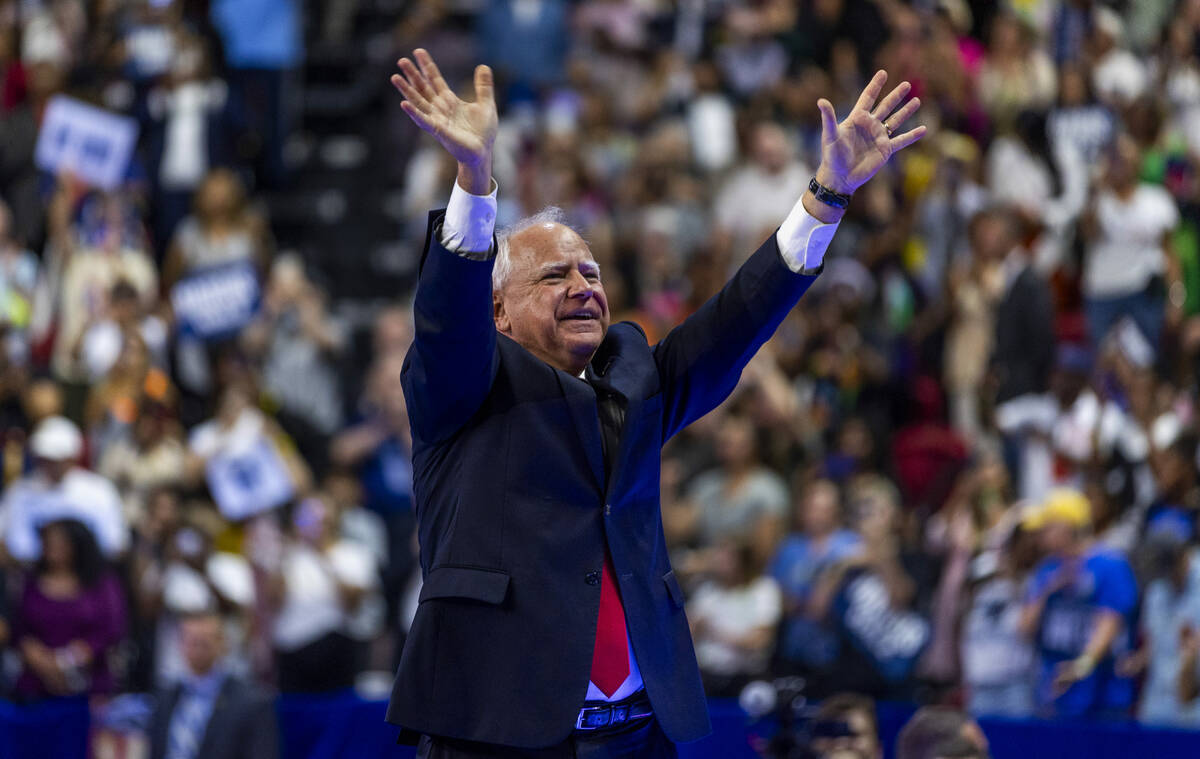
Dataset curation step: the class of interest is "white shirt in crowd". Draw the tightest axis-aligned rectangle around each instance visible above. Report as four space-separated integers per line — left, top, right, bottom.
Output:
273 539 380 652
1085 185 1179 299
687 576 782 676
436 176 837 702
0 467 129 561
961 576 1034 689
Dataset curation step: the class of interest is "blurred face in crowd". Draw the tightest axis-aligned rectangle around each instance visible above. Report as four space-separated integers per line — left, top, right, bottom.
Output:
373 305 413 357
801 480 841 537
750 122 792 174
195 170 243 222
853 489 897 544
180 614 225 677
493 222 610 375
715 416 756 469
968 211 1015 263
1105 135 1140 191
1039 520 1078 556
23 379 63 422
1154 443 1196 497
41 523 73 570
36 456 73 484
812 707 881 759
144 489 181 542
293 496 336 546
710 541 744 587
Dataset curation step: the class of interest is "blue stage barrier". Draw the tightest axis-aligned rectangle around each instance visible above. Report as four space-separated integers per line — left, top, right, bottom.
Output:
4 693 1200 758
0 696 90 759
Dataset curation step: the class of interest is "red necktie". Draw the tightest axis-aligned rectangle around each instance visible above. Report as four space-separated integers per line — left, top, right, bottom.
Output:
589 549 629 697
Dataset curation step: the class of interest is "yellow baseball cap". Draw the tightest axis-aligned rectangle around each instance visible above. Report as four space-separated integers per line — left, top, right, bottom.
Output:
1022 489 1092 530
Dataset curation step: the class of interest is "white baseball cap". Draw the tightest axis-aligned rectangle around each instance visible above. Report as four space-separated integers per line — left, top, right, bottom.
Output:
29 416 83 461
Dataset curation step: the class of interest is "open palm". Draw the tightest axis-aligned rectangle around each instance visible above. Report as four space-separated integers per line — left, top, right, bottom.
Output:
816 71 925 196
391 49 498 170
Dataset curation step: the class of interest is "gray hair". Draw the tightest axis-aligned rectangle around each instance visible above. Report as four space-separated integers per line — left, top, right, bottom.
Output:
493 206 578 291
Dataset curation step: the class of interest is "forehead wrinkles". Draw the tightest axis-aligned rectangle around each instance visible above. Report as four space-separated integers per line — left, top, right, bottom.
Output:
508 223 595 280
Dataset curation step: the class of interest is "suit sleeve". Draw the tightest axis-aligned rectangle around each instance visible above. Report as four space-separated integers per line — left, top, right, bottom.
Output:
653 233 817 439
401 212 500 446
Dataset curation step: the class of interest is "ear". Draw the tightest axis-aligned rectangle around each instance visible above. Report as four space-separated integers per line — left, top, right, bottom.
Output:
493 291 510 334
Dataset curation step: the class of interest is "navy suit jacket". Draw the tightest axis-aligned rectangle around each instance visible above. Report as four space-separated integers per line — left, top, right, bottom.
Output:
148 677 278 759
386 211 818 747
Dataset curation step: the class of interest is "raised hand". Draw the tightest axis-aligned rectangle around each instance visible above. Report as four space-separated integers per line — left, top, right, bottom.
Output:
391 48 498 193
814 71 925 196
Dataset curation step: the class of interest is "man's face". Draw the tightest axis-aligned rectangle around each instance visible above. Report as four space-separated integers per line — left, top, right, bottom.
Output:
180 616 225 676
494 223 610 375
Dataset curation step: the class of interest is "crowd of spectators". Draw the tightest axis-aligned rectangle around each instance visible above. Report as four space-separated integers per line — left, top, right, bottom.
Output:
3 0 1200 754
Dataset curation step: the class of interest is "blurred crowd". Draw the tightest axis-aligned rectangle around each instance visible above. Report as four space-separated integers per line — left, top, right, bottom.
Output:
2 0 1200 753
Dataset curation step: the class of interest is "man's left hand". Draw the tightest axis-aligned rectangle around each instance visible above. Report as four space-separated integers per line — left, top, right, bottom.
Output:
814 71 925 196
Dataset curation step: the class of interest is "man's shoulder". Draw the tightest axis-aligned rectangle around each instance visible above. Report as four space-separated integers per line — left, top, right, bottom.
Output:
606 319 648 343
221 676 275 710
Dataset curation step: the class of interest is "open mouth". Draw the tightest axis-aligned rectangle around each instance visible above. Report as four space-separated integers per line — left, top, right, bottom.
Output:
561 309 599 321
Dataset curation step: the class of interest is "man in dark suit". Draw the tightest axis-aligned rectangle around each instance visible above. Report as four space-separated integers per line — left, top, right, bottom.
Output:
385 48 925 757
148 612 278 759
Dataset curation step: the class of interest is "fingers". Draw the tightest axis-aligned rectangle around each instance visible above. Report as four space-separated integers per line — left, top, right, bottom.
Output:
399 99 436 133
414 48 449 95
390 71 432 114
474 64 495 106
884 96 921 131
817 98 838 142
871 80 911 121
397 57 436 103
889 125 927 152
853 70 887 114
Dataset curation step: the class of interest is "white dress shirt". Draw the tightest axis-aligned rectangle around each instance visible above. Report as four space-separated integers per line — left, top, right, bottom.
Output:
436 177 836 702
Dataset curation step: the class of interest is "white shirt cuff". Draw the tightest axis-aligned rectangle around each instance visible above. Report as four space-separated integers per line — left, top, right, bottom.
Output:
775 199 839 273
440 178 499 255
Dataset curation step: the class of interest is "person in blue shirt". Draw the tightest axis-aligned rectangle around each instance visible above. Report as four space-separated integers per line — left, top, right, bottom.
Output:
1020 489 1139 718
769 479 861 672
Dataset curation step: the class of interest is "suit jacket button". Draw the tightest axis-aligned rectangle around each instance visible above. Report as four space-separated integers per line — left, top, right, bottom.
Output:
585 570 601 585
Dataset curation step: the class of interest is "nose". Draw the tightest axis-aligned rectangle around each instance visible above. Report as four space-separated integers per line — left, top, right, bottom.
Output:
566 269 594 299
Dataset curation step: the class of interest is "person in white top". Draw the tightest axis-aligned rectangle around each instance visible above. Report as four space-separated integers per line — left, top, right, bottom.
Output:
686 540 782 697
1079 134 1182 350
1 416 128 561
269 493 380 693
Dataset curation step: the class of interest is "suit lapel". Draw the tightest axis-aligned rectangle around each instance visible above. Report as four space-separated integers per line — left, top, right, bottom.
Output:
556 370 606 492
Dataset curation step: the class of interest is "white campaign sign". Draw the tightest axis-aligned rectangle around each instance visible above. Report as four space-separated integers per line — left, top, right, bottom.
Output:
34 96 140 190
206 438 294 521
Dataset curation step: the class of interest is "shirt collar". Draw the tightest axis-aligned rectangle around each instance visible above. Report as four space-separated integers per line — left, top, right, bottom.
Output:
182 667 227 697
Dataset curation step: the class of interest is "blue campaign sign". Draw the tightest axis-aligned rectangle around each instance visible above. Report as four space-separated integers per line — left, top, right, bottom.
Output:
34 96 139 190
206 438 294 521
171 261 260 340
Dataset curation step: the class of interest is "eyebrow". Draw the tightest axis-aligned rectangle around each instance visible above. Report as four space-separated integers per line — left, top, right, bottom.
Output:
536 261 602 277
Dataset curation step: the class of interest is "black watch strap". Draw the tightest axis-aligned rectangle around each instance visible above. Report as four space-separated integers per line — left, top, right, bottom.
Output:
808 177 851 209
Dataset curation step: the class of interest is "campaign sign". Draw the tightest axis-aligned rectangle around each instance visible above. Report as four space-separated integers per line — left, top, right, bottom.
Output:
206 438 294 521
34 96 139 190
171 261 260 340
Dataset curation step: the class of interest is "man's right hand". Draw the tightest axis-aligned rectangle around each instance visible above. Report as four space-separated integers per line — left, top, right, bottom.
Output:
391 48 497 195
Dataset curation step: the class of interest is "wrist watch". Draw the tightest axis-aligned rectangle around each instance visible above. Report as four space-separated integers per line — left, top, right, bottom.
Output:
809 177 852 209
